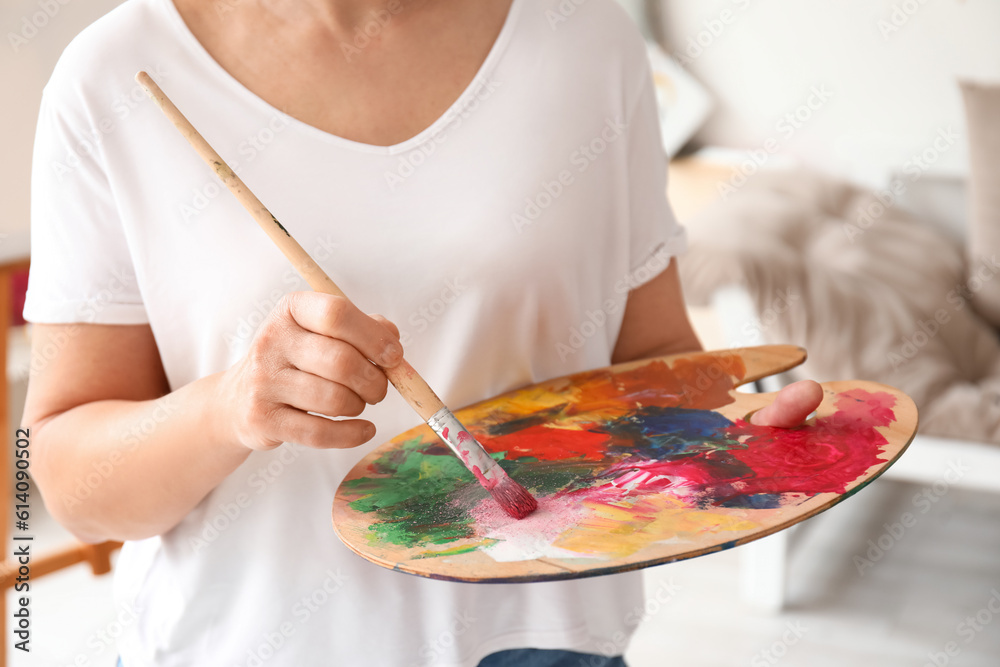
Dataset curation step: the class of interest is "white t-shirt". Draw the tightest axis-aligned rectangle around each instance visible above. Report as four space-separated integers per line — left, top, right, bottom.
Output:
24 0 687 664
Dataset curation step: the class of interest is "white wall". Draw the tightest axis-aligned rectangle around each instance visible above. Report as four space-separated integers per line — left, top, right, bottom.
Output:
1 0 126 242
655 0 1000 188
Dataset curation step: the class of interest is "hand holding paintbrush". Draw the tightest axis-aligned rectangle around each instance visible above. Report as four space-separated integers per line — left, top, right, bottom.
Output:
136 71 538 520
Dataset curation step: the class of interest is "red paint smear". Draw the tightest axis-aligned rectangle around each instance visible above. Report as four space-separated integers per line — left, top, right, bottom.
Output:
722 389 896 496
611 456 730 487
470 355 747 463
552 388 897 504
488 424 610 462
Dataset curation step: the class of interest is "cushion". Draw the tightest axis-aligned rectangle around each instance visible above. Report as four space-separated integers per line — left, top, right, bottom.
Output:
680 168 1000 443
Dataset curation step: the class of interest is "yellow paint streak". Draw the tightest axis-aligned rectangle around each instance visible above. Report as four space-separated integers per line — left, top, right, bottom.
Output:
418 459 438 480
553 496 758 559
417 540 497 558
551 408 632 429
459 385 580 424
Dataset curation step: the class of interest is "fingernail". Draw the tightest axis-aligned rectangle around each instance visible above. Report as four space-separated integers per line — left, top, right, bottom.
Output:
380 342 402 366
364 423 376 441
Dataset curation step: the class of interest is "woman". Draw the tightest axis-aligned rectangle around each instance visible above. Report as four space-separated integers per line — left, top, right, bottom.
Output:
22 0 820 664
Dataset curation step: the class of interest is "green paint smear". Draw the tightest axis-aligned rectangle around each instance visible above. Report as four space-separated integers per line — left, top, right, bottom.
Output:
506 459 593 494
345 437 476 546
414 540 498 560
343 436 594 550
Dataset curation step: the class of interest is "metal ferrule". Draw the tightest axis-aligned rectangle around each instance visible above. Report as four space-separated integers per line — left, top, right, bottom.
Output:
426 408 500 480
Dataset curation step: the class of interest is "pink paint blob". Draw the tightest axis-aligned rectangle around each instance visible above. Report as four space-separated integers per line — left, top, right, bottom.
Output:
468 494 588 560
470 465 499 490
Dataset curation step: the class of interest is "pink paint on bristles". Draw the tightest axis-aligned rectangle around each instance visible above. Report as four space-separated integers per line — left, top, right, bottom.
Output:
428 409 538 519
467 436 538 519
488 469 538 520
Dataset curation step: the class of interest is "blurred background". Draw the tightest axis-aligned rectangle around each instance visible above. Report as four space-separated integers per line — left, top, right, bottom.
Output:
2 0 999 665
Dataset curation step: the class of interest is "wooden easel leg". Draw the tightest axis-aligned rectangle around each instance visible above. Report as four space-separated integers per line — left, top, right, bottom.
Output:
82 542 120 577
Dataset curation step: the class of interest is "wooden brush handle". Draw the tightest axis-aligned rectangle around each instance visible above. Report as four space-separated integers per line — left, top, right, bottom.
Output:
136 71 447 421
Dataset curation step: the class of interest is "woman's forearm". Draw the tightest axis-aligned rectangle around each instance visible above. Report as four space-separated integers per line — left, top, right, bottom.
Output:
29 371 251 543
613 260 704 364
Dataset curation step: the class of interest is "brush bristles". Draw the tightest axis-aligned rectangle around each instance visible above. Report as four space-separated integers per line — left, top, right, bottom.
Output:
490 476 539 520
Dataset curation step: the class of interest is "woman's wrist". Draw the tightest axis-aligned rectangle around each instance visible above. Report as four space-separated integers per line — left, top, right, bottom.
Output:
193 370 256 463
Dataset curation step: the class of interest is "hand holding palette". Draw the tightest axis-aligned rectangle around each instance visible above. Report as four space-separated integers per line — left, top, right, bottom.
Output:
332 345 918 583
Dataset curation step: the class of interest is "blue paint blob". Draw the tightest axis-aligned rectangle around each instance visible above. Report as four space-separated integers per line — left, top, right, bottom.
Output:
603 406 737 456
719 493 783 510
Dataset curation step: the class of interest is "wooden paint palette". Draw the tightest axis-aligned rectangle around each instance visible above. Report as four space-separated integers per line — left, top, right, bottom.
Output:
332 346 917 583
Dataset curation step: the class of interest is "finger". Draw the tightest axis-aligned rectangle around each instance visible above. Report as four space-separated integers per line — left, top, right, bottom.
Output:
265 407 377 449
750 380 824 428
277 367 367 418
370 314 400 341
286 335 389 405
282 292 403 368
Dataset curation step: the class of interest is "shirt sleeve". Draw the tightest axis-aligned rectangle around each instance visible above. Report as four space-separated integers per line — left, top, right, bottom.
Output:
23 87 148 325
621 52 688 289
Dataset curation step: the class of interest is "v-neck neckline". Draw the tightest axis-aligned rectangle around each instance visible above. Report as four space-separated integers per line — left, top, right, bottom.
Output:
159 0 522 155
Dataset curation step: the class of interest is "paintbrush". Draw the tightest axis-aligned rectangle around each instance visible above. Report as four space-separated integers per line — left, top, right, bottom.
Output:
136 72 538 520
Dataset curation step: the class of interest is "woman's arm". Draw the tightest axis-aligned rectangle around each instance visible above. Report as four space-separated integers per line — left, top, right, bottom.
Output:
613 259 822 426
22 292 402 544
612 258 702 364
23 323 249 543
